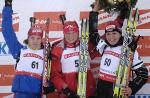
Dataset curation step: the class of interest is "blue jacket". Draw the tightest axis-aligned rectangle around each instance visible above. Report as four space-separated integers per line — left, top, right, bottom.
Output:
2 6 42 94
2 6 24 59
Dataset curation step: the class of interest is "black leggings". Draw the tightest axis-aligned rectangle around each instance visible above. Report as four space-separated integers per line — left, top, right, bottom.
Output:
96 79 114 98
95 79 135 98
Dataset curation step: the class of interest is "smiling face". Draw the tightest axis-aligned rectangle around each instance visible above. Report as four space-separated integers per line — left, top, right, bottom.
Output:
64 32 79 44
63 21 79 44
106 31 121 46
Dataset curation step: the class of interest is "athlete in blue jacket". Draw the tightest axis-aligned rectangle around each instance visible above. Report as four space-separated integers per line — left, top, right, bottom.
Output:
2 0 55 98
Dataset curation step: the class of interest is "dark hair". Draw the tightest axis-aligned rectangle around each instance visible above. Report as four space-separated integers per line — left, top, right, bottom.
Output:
23 38 44 49
23 39 28 45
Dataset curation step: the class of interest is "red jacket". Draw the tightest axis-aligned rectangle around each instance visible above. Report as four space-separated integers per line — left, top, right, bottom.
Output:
50 43 96 97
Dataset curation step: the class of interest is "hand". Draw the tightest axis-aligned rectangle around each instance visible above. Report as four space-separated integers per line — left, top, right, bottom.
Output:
122 86 132 98
43 81 55 94
63 88 79 98
5 0 12 7
96 38 107 54
91 0 100 12
89 32 100 46
128 36 141 52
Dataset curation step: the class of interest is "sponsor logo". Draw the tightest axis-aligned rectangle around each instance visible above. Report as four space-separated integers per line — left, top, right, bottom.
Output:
32 12 65 42
80 10 150 30
0 42 11 56
137 36 150 56
0 65 15 85
23 53 43 60
138 10 150 29
0 13 19 32
64 52 79 59
33 12 65 31
105 25 116 31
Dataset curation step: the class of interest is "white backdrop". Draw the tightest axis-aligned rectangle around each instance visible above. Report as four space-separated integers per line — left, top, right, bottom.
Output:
0 0 150 98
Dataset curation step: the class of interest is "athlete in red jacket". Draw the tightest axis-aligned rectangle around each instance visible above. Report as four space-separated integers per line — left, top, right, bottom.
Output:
50 21 96 98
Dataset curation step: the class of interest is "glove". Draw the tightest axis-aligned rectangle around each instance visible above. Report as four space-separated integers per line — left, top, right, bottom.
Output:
63 88 79 98
128 66 148 94
96 39 107 54
89 32 100 46
118 7 129 20
128 36 141 52
89 11 99 33
43 81 55 94
5 0 12 7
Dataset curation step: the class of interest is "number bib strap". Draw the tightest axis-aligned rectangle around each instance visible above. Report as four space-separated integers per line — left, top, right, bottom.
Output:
99 71 116 83
15 71 42 80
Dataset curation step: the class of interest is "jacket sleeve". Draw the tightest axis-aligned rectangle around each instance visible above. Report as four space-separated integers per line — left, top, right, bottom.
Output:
88 41 101 60
129 51 148 95
129 65 148 95
2 6 23 59
89 11 100 47
115 7 129 26
50 47 67 92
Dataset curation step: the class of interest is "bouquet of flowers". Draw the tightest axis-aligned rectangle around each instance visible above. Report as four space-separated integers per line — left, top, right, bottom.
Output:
99 0 138 12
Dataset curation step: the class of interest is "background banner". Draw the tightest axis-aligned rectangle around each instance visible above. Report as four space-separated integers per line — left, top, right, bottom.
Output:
0 0 150 98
